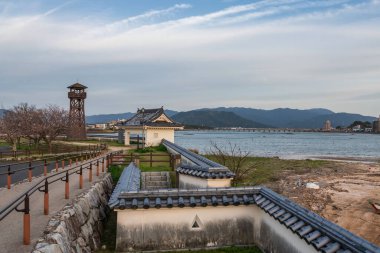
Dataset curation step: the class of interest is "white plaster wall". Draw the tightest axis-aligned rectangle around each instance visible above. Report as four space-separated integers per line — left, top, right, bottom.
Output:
179 174 208 189
179 174 231 189
207 178 232 188
145 129 174 147
124 131 130 145
116 205 319 253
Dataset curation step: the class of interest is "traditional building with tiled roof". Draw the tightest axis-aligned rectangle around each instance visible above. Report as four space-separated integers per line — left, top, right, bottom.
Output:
118 107 183 147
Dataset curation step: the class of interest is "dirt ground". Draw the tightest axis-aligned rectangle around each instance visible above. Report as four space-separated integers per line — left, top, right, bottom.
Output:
265 161 380 246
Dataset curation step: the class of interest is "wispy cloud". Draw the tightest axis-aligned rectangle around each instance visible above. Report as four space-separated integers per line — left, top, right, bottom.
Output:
102 3 191 33
0 0 379 116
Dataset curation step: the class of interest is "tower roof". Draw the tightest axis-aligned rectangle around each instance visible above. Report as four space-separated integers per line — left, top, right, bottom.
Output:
67 82 87 89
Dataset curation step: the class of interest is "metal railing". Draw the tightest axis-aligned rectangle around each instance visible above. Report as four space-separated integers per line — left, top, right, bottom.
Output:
0 147 106 189
0 150 121 245
0 143 105 159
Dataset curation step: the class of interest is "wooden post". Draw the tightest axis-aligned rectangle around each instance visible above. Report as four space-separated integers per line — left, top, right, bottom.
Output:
89 164 92 182
65 172 69 199
23 194 30 245
7 165 11 189
69 159 72 168
62 159 65 169
174 154 181 169
55 159 58 172
150 152 153 167
44 159 47 176
96 160 99 177
102 158 105 172
28 161 32 182
134 155 140 167
44 179 49 215
79 166 83 189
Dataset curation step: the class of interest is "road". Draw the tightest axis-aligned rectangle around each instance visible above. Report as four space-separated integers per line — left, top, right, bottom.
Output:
0 154 110 253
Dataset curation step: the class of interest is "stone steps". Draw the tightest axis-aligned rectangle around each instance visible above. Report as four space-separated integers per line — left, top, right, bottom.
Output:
141 172 170 190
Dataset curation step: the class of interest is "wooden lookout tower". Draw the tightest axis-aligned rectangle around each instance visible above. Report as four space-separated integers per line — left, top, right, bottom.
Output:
67 83 87 140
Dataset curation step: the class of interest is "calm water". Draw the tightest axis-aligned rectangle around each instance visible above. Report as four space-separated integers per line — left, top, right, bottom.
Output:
174 131 380 160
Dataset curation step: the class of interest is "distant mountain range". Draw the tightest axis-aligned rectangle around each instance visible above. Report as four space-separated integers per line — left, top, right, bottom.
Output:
86 107 377 129
86 110 177 124
171 111 270 128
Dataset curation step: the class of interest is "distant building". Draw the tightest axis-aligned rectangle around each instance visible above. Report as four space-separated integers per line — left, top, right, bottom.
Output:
352 125 362 132
322 120 332 131
373 115 380 133
118 107 184 147
95 123 107 129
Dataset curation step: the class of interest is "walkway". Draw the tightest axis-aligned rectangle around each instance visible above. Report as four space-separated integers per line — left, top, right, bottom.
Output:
0 155 110 253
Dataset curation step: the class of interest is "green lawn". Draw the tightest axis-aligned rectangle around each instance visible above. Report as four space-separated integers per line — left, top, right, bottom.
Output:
65 139 125 147
140 164 173 172
206 155 335 186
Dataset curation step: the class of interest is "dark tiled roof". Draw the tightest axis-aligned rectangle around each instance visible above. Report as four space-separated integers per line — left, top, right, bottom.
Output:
108 163 140 208
162 140 235 179
255 188 380 253
113 187 259 210
177 165 235 179
119 107 183 127
67 82 87 89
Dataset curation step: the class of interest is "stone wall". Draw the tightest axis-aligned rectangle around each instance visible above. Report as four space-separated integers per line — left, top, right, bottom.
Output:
32 174 113 253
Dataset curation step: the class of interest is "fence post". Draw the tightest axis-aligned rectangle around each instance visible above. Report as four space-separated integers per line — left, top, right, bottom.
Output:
96 160 99 176
7 165 11 189
23 194 30 245
62 159 65 170
89 163 92 182
44 179 49 215
102 157 105 173
69 158 72 168
28 161 32 182
79 166 83 189
65 171 69 199
44 159 47 176
150 152 153 167
55 159 58 172
174 154 181 169
133 155 140 167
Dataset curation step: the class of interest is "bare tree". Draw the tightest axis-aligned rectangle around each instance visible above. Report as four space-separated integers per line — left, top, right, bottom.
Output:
0 110 23 151
12 103 43 148
40 105 68 152
208 141 252 185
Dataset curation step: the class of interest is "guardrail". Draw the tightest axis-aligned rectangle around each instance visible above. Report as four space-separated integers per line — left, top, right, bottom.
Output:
0 143 105 159
0 146 106 189
0 151 101 189
0 150 121 245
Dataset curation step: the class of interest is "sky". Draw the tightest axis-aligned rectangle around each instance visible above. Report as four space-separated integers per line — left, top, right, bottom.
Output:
0 0 379 116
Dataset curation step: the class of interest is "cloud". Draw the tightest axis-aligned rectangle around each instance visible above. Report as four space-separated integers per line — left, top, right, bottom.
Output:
0 0 379 116
101 3 192 33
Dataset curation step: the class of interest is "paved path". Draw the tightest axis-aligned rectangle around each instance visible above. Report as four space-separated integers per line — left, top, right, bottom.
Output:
0 154 110 253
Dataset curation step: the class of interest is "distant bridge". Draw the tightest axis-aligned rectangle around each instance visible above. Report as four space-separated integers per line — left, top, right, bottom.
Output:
190 128 317 133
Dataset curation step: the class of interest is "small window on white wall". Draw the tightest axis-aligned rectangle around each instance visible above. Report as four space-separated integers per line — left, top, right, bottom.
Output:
191 215 202 230
154 133 158 138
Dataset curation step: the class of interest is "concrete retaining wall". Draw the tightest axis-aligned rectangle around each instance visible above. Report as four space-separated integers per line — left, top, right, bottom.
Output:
32 174 113 253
